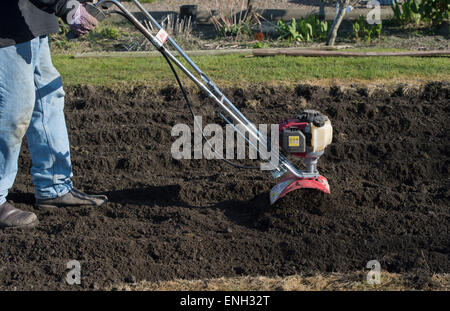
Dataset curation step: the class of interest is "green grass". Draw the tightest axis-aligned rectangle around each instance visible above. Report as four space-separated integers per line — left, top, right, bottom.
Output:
53 53 450 87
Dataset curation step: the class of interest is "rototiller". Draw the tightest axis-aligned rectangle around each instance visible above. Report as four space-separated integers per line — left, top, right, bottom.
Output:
76 0 333 204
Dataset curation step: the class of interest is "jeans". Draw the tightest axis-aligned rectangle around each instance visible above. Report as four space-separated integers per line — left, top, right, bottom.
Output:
0 35 73 205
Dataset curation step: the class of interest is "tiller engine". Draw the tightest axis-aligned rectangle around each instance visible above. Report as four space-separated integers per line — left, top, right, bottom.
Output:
270 110 332 204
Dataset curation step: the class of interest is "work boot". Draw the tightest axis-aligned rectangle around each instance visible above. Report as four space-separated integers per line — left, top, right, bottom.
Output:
35 189 108 208
0 202 39 229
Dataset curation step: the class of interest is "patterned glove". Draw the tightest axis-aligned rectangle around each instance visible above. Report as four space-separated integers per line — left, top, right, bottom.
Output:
67 3 99 37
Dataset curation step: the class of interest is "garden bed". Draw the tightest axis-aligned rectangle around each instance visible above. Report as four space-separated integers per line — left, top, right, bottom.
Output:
0 82 448 290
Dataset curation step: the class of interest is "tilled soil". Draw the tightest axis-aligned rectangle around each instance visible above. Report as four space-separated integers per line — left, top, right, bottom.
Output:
0 82 448 290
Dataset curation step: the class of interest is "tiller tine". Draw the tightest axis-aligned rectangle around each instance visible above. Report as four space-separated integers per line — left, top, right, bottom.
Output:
270 174 330 205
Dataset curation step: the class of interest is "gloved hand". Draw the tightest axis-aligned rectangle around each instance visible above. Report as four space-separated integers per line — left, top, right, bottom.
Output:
67 3 98 37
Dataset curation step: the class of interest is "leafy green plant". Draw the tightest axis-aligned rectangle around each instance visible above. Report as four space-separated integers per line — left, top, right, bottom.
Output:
392 0 449 26
298 19 313 42
407 0 422 24
276 15 330 42
393 0 405 24
253 41 269 48
420 0 449 26
99 26 120 40
373 23 382 43
353 21 361 43
353 15 382 44
392 0 402 22
277 19 303 42
392 0 421 25
305 14 330 40
364 27 372 44
353 15 367 44
318 20 330 40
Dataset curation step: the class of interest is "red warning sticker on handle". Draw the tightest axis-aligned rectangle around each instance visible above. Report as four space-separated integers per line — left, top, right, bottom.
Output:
156 28 169 45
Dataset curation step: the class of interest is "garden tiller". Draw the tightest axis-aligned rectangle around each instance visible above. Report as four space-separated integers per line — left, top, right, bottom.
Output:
77 0 333 204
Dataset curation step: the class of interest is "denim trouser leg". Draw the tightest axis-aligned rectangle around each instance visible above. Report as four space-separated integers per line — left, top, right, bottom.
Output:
0 36 73 205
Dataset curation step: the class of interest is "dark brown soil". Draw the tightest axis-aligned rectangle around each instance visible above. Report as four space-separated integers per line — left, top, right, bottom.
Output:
0 82 448 290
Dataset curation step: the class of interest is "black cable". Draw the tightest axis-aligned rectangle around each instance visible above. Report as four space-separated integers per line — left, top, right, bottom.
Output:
160 51 260 170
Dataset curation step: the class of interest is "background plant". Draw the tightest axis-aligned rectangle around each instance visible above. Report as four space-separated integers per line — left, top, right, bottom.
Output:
160 14 193 37
123 14 194 51
210 0 264 38
276 15 330 42
353 18 361 43
373 23 382 42
276 18 311 42
353 15 365 43
253 41 269 48
99 26 121 40
392 0 422 25
323 0 362 46
392 0 449 27
305 14 330 41
364 25 373 43
353 15 382 44
420 0 449 26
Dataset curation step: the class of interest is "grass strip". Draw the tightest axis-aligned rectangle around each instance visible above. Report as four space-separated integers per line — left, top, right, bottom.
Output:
53 53 450 87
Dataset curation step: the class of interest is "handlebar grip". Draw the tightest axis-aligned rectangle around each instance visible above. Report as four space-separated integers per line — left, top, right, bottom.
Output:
66 2 108 40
